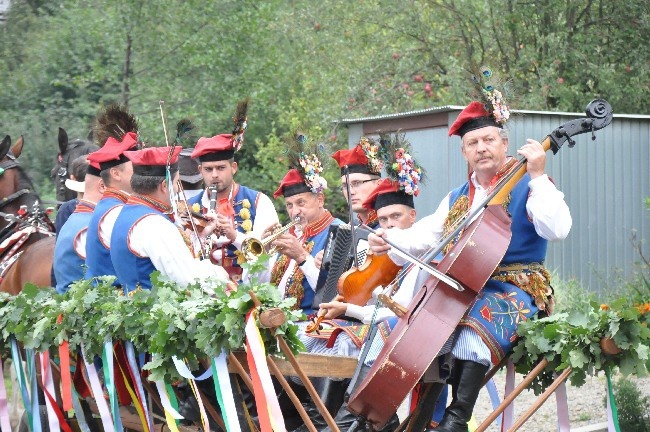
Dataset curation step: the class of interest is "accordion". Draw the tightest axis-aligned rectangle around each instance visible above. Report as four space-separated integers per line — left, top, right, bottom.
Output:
312 223 369 309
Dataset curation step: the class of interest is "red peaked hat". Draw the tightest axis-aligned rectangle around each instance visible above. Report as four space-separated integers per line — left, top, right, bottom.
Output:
273 169 311 199
332 145 376 175
363 178 415 211
124 146 182 177
87 131 139 170
448 101 502 138
191 134 235 162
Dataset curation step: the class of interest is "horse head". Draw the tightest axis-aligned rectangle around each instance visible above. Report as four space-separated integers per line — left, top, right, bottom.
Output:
51 127 99 203
0 135 43 230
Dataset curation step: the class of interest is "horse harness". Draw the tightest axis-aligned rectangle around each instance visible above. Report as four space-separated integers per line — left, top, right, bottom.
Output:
0 155 54 282
0 155 32 211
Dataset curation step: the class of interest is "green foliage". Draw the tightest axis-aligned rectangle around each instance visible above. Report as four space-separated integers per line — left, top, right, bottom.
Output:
611 377 650 432
0 256 304 382
1 0 647 197
511 297 650 394
552 273 595 314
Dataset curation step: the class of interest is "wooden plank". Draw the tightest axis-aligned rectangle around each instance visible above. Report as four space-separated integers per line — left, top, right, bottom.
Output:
229 351 358 379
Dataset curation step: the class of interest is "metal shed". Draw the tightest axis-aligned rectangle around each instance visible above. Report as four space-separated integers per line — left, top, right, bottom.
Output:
340 106 650 295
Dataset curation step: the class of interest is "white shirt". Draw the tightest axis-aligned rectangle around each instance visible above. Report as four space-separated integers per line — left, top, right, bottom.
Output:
98 205 123 249
386 173 572 265
199 186 280 250
128 213 231 291
74 229 88 259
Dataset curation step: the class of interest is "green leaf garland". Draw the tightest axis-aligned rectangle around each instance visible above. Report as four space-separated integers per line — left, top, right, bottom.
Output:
0 255 304 383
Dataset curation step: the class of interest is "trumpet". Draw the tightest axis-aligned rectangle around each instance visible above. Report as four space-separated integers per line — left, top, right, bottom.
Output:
241 217 302 261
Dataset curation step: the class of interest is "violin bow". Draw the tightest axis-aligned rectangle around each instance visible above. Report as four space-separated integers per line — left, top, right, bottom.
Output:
176 179 208 260
360 224 462 292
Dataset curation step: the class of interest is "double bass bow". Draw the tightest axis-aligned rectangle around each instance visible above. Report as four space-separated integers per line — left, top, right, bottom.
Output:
346 99 614 429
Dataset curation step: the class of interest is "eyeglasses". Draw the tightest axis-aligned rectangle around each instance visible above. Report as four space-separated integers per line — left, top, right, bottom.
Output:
339 179 376 192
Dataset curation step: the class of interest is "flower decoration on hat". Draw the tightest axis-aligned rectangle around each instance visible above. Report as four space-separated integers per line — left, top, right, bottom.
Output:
471 65 511 126
274 129 328 199
288 130 328 194
299 152 327 194
230 98 249 152
331 136 384 176
378 131 424 197
358 136 384 174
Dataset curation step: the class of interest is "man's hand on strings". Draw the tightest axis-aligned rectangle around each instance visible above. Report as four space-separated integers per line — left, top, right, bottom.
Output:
518 139 546 179
368 228 391 255
200 213 219 239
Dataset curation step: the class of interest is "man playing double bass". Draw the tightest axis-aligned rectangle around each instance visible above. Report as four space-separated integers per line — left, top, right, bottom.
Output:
368 100 572 432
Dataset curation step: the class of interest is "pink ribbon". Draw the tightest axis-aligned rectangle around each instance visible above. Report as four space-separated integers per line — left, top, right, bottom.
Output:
0 355 12 432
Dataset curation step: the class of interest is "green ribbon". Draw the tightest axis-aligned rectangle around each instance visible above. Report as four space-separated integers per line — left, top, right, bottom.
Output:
164 382 180 427
605 368 621 432
102 341 124 431
211 357 229 429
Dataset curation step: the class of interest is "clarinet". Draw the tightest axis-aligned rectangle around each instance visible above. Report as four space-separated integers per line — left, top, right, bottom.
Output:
203 185 219 257
208 185 218 214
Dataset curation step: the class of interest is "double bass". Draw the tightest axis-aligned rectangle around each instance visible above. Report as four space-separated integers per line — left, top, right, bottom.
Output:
346 99 614 429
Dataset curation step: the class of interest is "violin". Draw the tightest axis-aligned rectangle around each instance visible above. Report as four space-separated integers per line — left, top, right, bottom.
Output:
176 199 210 232
336 251 402 306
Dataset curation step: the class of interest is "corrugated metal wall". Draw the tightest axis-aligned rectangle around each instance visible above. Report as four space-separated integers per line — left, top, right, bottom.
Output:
347 111 650 295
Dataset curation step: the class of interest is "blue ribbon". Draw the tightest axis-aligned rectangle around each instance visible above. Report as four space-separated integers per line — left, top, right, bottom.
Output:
10 338 33 430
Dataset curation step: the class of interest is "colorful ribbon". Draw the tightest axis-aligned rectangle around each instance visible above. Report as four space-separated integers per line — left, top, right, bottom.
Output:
485 378 502 430
0 355 11 432
57 314 73 412
81 343 114 432
102 340 124 431
171 356 213 380
155 381 183 432
606 368 621 432
212 352 241 432
39 351 62 432
245 311 285 432
10 338 32 430
500 359 516 431
125 341 153 432
555 377 570 431
26 349 42 432
70 387 92 432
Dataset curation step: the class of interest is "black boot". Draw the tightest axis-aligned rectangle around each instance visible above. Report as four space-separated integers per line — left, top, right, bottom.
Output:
291 378 348 432
432 360 489 432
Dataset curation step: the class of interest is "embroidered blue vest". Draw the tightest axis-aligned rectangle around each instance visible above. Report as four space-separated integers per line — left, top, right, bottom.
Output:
85 197 124 284
448 173 547 265
110 204 169 293
188 185 260 265
449 174 547 362
53 210 93 294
